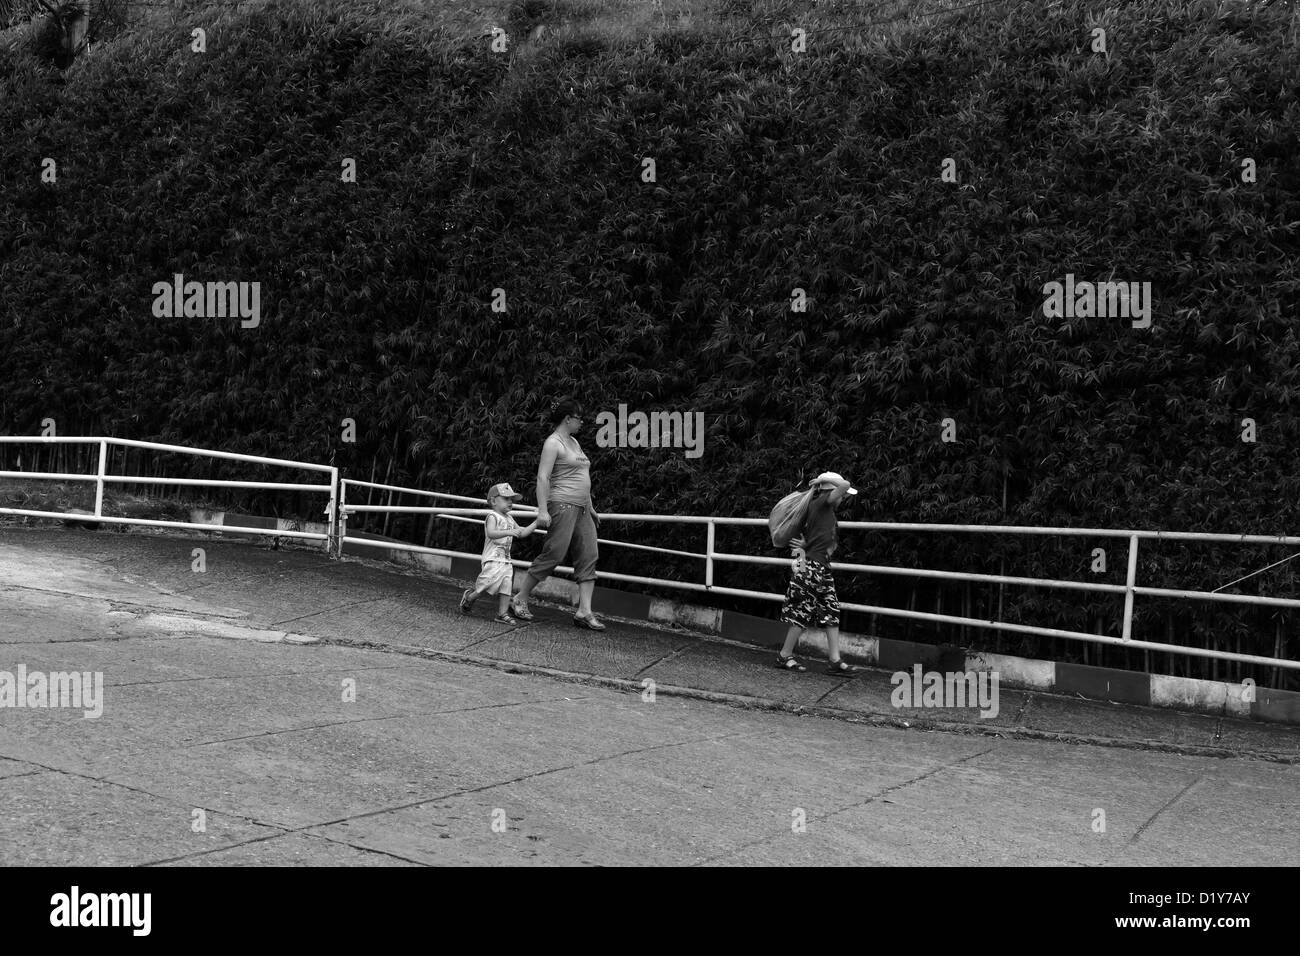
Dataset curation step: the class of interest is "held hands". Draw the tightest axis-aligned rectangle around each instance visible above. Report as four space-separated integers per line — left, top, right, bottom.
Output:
535 508 551 529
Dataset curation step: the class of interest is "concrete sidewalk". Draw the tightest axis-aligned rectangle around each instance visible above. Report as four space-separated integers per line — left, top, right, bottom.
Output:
2 526 1297 867
5 527 1297 762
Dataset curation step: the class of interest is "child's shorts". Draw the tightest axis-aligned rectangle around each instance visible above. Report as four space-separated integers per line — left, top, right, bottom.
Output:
475 560 514 596
780 559 841 628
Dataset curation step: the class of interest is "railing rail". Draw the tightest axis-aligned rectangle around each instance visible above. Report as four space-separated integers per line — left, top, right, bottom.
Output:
1 438 1294 673
0 436 338 551
339 477 1300 672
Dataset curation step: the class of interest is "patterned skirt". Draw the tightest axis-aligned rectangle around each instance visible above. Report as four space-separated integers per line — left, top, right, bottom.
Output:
779 559 841 628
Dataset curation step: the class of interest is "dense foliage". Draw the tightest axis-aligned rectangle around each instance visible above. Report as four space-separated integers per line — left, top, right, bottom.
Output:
3 0 1299 685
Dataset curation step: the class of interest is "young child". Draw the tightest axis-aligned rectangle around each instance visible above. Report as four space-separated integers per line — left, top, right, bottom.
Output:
776 471 857 674
460 482 539 623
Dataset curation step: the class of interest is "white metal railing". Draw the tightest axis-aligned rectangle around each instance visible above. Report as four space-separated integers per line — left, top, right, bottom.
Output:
0 437 338 550
339 478 1300 672
2 440 1295 673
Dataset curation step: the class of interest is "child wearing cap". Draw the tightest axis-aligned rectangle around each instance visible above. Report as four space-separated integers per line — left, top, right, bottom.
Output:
460 483 540 623
776 471 857 674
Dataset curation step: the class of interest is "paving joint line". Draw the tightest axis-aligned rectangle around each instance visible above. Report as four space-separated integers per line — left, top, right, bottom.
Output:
303 729 759 831
1129 773 1206 845
269 597 388 628
2 583 249 618
173 695 592 752
107 662 408 690
631 640 696 679
812 678 852 706
691 746 996 866
138 730 757 865
0 754 297 837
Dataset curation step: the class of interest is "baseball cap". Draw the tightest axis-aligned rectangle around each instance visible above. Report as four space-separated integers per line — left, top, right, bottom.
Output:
809 471 858 495
486 482 523 501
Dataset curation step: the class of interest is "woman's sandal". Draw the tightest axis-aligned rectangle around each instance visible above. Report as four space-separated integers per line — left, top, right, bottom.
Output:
510 603 534 621
775 654 807 671
573 614 606 631
826 658 852 675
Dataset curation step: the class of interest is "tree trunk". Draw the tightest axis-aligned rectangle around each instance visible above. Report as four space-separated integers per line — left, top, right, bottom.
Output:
58 1 90 69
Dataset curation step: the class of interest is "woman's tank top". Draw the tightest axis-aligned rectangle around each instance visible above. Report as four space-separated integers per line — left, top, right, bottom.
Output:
546 433 591 506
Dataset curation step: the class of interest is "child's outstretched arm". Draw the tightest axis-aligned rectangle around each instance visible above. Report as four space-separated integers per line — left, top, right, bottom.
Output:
515 519 540 537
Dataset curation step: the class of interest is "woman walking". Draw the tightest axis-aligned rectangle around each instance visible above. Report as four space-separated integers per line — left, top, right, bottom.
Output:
776 471 857 673
511 399 606 630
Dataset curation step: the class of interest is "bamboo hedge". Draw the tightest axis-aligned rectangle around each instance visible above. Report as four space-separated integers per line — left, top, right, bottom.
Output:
2 0 1298 686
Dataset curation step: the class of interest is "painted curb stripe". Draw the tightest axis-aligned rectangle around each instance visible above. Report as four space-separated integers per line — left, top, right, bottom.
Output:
1253 687 1300 724
1054 662 1151 706
206 511 1298 726
966 651 1056 693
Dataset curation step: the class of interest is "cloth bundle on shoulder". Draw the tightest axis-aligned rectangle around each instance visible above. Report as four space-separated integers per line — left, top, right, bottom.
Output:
769 488 814 548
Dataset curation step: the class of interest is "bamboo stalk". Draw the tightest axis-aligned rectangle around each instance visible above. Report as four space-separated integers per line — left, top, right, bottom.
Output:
963 582 970 645
380 447 395 538
907 584 916 641
996 560 1005 652
1274 619 1283 690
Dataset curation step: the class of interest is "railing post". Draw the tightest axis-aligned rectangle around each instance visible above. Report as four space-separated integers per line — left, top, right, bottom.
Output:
705 519 715 589
325 467 340 556
1121 534 1139 642
94 440 107 517
333 479 347 559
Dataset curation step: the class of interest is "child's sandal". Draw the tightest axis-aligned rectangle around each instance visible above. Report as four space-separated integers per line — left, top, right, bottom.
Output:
775 654 807 671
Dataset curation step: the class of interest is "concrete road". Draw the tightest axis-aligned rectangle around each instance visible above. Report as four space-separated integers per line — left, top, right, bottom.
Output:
0 528 1296 866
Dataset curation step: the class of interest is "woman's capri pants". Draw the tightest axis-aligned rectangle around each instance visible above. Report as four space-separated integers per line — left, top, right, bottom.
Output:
527 502 599 584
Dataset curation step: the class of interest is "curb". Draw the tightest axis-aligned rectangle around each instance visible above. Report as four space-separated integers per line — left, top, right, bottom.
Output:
307 635 1300 764
195 509 1300 728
